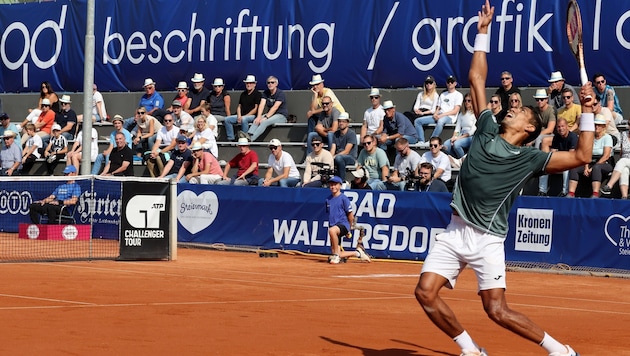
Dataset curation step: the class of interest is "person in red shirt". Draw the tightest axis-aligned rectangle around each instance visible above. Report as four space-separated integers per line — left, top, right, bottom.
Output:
216 138 259 186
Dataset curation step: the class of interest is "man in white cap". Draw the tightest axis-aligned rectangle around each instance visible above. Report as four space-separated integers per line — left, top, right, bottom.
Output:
360 88 384 143
306 74 345 136
207 78 231 122
547 71 579 112
379 100 418 155
259 138 300 187
124 78 166 131
224 75 261 141
186 73 211 118
55 94 77 140
217 137 260 185
0 130 22 175
532 88 556 149
0 112 21 149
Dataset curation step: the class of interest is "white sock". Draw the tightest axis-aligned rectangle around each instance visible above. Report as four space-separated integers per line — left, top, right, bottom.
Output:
453 330 478 351
540 332 566 353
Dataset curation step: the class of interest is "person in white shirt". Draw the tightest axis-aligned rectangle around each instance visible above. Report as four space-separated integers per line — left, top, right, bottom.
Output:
443 93 477 159
421 136 451 183
360 88 384 144
66 127 98 172
259 139 300 187
146 113 179 177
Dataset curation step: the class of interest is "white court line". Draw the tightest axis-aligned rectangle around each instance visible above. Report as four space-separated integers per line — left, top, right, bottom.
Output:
0 293 96 305
336 274 418 278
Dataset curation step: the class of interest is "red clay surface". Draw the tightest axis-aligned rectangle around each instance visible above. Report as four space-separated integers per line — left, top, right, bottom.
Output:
0 248 628 355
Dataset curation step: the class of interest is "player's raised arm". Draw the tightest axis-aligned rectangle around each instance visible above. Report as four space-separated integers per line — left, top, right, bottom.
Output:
468 0 494 117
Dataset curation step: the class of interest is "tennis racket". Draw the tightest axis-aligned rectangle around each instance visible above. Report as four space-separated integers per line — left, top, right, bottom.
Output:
566 0 588 86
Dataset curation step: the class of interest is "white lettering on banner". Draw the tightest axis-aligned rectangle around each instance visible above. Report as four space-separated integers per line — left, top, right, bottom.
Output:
0 5 66 87
103 9 335 72
126 195 166 229
77 191 121 224
604 214 630 257
514 208 553 253
343 192 395 218
0 190 32 215
177 190 218 235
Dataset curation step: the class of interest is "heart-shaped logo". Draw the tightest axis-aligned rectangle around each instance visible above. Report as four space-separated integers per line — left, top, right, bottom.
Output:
604 214 630 246
177 190 219 234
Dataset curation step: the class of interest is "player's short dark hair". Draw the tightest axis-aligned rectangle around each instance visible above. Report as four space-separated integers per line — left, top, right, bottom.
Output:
522 106 542 145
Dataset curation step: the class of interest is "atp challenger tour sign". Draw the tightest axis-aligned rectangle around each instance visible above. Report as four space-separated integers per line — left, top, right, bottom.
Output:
0 0 629 92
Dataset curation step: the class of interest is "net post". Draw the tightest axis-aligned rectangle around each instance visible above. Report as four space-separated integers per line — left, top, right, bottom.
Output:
169 178 178 261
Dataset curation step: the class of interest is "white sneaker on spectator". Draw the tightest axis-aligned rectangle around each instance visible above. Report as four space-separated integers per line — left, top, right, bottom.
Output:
329 255 340 264
356 246 371 262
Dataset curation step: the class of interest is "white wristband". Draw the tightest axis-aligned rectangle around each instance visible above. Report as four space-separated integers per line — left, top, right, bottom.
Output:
474 33 489 53
579 113 595 132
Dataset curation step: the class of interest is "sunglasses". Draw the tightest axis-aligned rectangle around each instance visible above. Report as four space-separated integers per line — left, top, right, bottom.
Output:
491 100 499 104
447 80 455 84
41 104 50 108
464 99 472 102
535 98 546 102
370 96 380 99
177 89 187 92
510 99 520 102
269 146 279 151
137 111 146 115
563 96 573 99
430 144 439 148
213 85 223 87
321 102 332 106
363 141 373 146
266 81 276 84
595 80 605 84
501 77 511 81
425 81 434 85
3 137 11 140
164 119 173 123
397 146 408 153
311 142 322 147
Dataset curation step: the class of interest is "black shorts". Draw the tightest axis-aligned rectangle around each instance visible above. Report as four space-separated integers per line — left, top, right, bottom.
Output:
334 224 349 237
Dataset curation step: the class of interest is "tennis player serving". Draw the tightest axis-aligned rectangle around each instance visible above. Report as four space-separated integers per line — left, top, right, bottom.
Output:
413 1 592 355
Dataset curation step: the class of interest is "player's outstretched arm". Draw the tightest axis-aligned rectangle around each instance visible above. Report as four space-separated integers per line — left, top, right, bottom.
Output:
469 0 494 117
546 83 595 173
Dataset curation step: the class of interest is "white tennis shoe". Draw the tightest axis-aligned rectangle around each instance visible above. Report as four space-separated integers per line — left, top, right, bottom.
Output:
356 246 371 262
549 345 579 356
329 255 340 264
460 348 487 356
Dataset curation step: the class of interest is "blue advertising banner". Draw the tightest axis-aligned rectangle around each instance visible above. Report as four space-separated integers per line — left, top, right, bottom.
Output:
177 185 630 270
0 0 629 92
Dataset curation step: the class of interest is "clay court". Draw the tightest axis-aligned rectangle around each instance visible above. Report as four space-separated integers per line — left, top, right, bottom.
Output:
0 248 627 355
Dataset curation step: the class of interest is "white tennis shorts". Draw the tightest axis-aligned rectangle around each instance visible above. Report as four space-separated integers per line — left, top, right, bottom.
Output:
421 214 507 291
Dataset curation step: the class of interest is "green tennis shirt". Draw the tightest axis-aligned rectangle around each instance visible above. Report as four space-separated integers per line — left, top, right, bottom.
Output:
451 110 551 237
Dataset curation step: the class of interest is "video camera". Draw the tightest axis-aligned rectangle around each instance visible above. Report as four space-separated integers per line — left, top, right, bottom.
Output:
311 162 336 187
404 167 421 191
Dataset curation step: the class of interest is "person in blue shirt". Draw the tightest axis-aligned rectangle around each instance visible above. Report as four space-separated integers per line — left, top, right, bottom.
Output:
325 176 371 264
29 165 81 224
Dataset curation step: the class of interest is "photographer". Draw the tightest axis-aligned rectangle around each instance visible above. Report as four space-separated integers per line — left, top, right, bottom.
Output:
302 136 334 187
385 137 424 191
417 162 448 192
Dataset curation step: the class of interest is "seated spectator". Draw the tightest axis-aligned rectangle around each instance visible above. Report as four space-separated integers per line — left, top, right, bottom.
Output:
171 100 194 133
357 134 389 190
360 88 384 144
600 130 630 199
186 73 211 119
557 88 582 133
416 162 449 192
43 124 68 175
190 116 218 158
145 113 179 177
0 112 22 148
131 107 162 156
538 118 578 197
494 71 520 122
547 71 579 112
302 135 334 188
378 100 418 155
508 92 523 110
185 142 223 184
248 76 288 141
0 130 22 175
55 95 77 140
167 81 191 112
20 123 43 175
488 94 503 117
592 97 620 148
101 132 134 176
532 88 557 149
24 98 55 146
124 78 166 131
23 81 59 127
91 115 133 175
415 75 462 144
405 75 438 124
421 136 451 183
157 135 193 182
217 138 259 185
443 93 476 159
306 95 339 154
567 116 612 198
593 73 624 124
385 137 425 191
207 78 231 122
259 139 300 187
224 75 261 141
200 103 218 138
66 127 98 172
28 165 80 224
349 168 370 190
330 112 358 178
306 74 344 136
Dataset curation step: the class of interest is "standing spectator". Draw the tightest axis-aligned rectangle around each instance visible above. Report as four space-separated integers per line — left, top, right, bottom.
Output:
248 76 288 141
91 115 133 175
360 88 384 143
207 78 231 122
146 113 179 177
28 166 80 224
306 96 339 154
44 124 68 175
443 93 476 159
357 134 389 190
66 127 98 172
55 95 77 140
101 132 134 176
384 137 425 191
124 78 165 130
186 73 211 118
557 88 582 133
532 89 557 149
600 130 630 198
593 73 624 124
20 123 42 175
306 74 345 135
325 176 370 264
77 84 108 123
330 112 358 178
23 81 60 125
416 162 449 192
422 136 452 183
185 142 223 184
190 116 218 158
0 130 22 175
494 71 520 122
259 139 301 187
378 100 418 154
217 138 259 186
157 135 193 182
406 75 439 123
167 81 191 112
547 71 579 112
302 135 334 188
538 118 578 196
224 75 261 141
416 75 463 144
0 112 21 148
